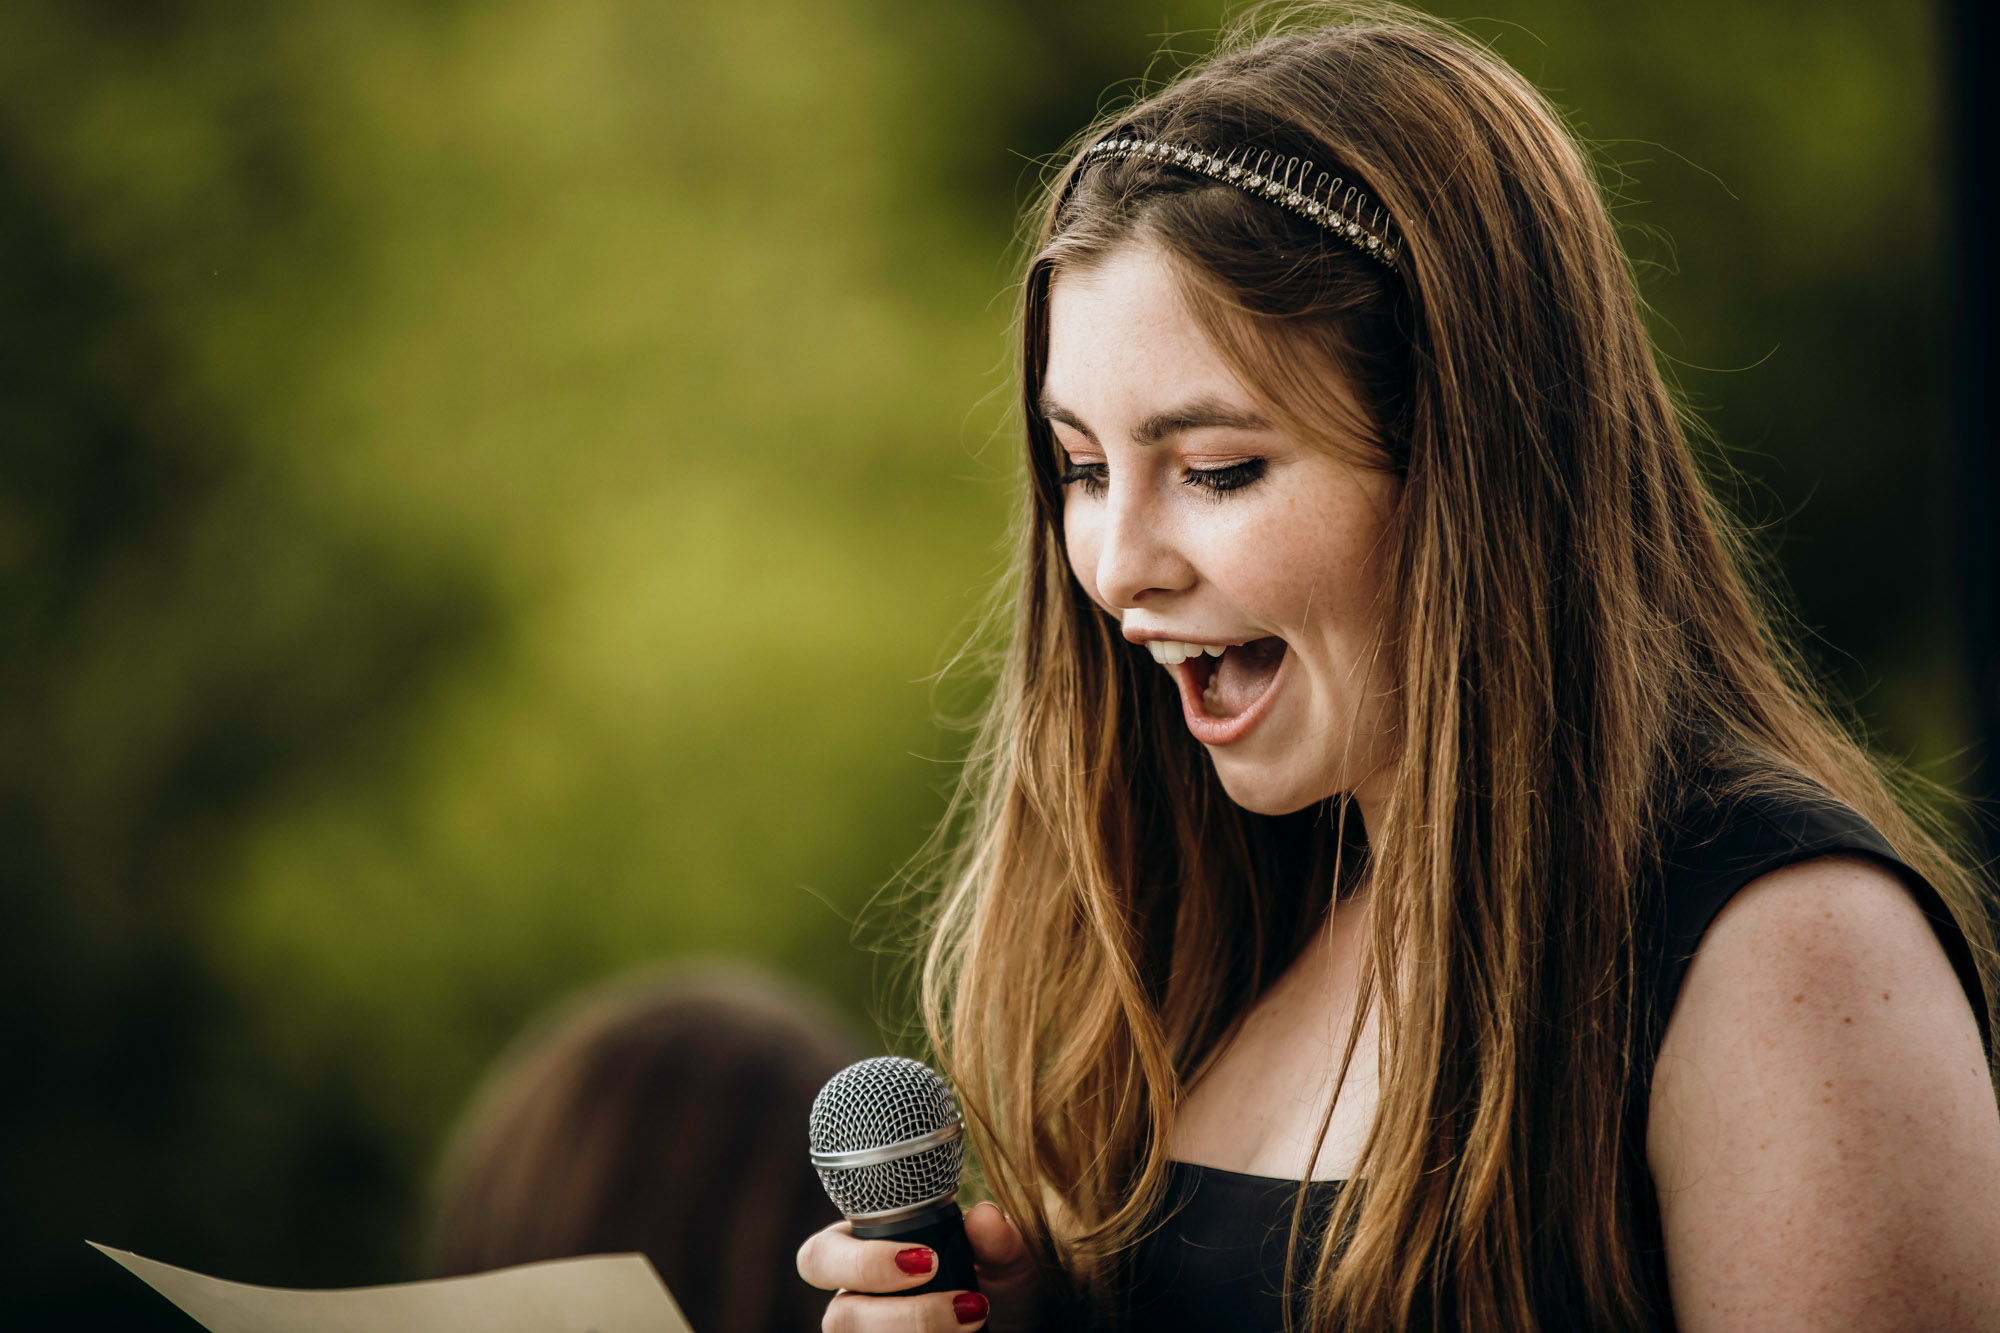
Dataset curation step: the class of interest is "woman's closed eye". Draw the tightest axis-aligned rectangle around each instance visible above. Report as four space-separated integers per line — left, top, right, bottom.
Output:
1184 458 1266 493
1058 456 1268 497
1059 455 1109 495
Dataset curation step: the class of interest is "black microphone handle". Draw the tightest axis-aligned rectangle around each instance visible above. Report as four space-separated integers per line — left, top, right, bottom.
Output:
850 1201 980 1297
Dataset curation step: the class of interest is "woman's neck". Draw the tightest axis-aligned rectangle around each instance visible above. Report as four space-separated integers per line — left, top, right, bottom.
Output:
1170 882 1380 1180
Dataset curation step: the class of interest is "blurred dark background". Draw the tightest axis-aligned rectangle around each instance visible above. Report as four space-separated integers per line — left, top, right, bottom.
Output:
2 1 1991 1327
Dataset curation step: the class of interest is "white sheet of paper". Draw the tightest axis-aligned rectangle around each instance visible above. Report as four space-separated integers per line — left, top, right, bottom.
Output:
90 1243 695 1333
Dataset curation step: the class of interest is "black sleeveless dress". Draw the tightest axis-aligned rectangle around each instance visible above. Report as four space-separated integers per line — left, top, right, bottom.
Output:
1124 780 1993 1331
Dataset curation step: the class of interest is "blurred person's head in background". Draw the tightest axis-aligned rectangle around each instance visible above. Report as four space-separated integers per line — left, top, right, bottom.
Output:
428 964 867 1333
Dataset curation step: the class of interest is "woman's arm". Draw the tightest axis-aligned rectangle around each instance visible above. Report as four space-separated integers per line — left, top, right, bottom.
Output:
1648 854 2000 1331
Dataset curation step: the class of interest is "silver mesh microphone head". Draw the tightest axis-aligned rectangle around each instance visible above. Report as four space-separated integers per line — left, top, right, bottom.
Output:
808 1056 965 1224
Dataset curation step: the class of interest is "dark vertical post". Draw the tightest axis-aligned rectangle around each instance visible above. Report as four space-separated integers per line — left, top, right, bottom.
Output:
1943 0 2000 858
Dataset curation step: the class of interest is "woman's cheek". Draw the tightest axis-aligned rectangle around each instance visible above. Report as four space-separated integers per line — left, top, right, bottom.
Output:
1062 506 1104 609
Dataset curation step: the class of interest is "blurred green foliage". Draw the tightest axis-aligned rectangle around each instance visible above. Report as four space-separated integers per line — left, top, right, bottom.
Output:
0 0 1970 1326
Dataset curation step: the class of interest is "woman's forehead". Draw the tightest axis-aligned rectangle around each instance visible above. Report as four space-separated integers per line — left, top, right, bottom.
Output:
1043 242 1382 464
1043 245 1263 423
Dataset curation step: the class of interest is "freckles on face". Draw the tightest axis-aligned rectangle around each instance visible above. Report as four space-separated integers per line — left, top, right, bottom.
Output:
1042 240 1400 816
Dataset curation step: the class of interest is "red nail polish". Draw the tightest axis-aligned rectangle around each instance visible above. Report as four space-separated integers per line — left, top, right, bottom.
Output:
953 1292 989 1324
894 1246 935 1276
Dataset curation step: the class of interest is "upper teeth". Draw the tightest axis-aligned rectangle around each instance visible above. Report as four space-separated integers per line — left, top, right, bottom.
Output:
1146 640 1227 665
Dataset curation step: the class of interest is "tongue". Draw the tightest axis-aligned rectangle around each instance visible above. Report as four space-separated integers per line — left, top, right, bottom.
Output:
1205 637 1286 718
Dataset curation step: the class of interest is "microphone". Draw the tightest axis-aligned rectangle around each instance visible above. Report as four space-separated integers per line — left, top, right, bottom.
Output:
809 1056 980 1297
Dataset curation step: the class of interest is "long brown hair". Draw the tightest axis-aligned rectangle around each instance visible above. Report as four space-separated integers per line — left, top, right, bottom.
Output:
428 966 863 1333
918 5 1997 1330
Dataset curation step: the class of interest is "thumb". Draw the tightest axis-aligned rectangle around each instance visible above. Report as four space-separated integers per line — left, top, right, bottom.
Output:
964 1200 1039 1302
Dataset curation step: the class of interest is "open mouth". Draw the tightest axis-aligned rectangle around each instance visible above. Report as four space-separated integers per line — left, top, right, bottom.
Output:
1188 637 1286 719
1144 636 1290 735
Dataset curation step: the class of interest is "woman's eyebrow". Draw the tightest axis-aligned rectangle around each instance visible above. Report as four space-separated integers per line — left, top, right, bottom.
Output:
1037 395 1271 445
1137 399 1272 442
1038 398 1097 443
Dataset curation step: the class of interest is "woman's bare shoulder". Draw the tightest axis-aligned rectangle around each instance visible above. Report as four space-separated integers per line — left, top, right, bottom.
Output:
1647 854 2000 1330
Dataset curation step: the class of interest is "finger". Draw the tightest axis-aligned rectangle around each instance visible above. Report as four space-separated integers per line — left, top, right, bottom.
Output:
822 1290 991 1333
796 1220 945 1294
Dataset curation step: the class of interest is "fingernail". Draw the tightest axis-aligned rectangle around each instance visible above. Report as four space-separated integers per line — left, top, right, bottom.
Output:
953 1292 989 1324
894 1246 935 1276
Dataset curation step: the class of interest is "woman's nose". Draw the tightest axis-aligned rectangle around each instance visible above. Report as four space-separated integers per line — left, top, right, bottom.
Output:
1092 483 1195 608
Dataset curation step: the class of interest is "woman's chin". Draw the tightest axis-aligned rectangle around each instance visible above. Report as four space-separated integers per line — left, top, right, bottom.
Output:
1208 759 1338 817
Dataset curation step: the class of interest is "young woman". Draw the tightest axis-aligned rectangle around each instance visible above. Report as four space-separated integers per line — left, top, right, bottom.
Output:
798 8 2000 1330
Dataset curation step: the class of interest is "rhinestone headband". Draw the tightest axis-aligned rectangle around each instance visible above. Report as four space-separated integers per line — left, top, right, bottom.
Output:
1080 137 1401 270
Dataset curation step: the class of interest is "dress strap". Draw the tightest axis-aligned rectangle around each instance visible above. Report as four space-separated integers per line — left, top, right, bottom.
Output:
1645 783 1992 1073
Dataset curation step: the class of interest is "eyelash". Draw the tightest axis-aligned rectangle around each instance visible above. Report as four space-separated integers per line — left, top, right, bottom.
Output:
1058 457 1267 496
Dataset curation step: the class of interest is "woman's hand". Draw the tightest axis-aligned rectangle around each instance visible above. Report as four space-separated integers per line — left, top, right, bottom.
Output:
797 1202 1043 1332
